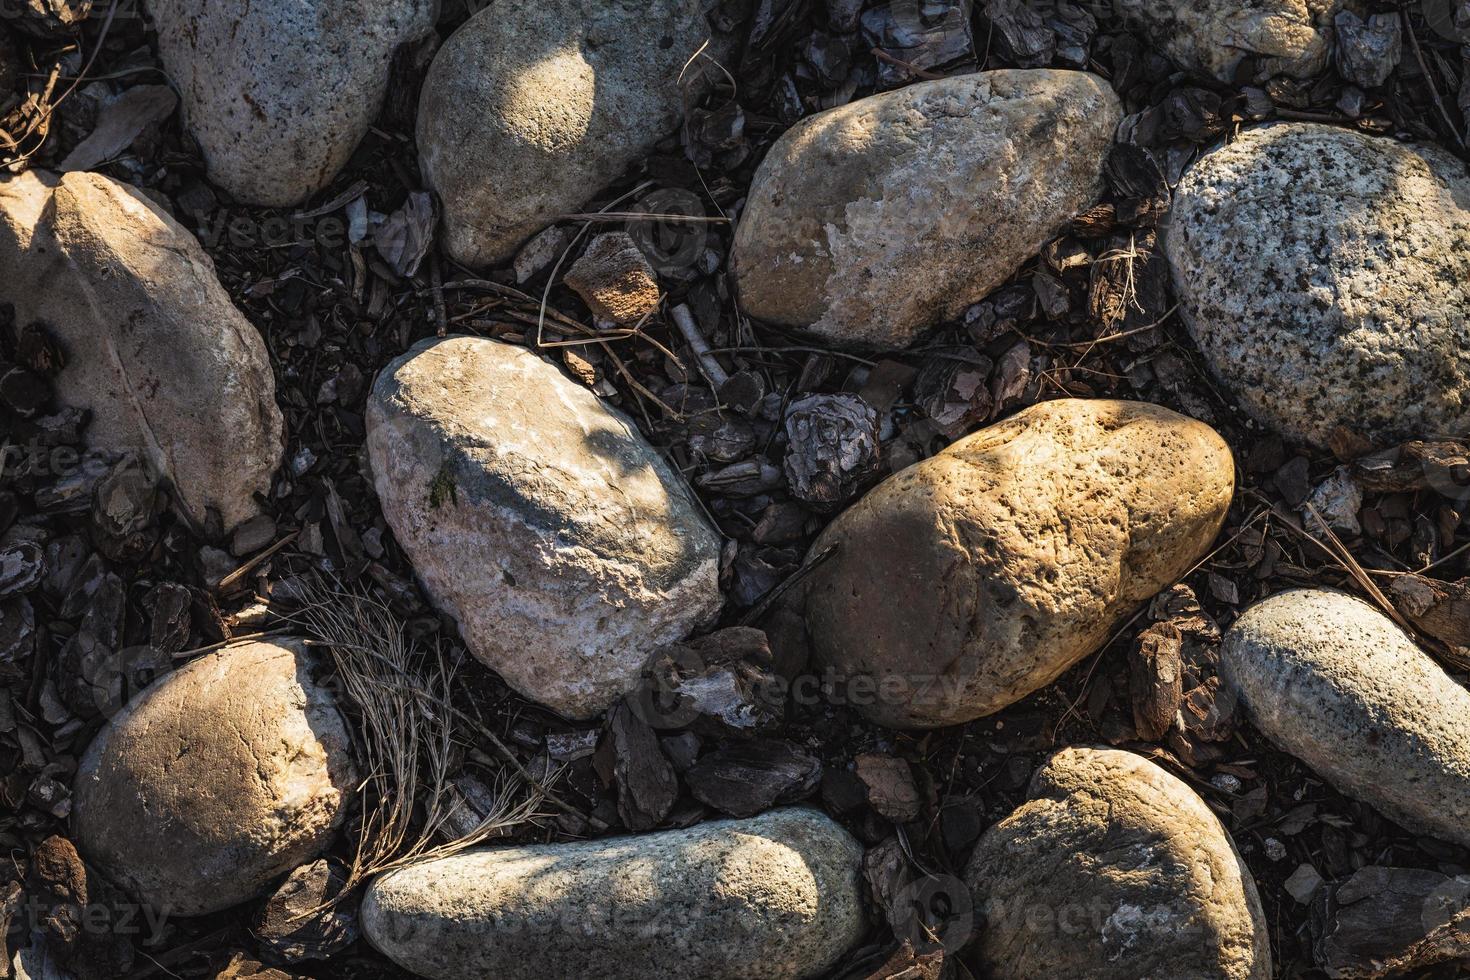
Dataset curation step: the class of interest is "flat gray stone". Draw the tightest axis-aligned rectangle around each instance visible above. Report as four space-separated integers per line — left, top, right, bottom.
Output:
966 747 1272 979
732 69 1120 350
418 0 713 266
1220 589 1470 848
366 336 722 720
147 0 437 205
73 639 358 917
0 170 284 531
1165 123 1470 449
362 808 866 980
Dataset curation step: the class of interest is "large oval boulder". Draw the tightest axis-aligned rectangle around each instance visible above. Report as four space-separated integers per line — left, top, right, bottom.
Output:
0 170 284 531
362 808 866 980
1165 123 1470 450
1113 0 1345 82
73 639 358 917
418 0 712 267
731 70 1120 350
147 0 437 205
802 399 1233 729
1220 589 1470 848
966 747 1271 979
366 336 722 720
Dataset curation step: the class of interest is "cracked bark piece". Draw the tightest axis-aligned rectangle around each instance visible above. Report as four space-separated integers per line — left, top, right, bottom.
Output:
72 639 357 917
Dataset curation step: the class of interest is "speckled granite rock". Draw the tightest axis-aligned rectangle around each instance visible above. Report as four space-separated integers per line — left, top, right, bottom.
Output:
732 69 1120 349
1221 589 1470 848
0 170 283 531
1114 0 1346 81
803 399 1233 728
366 336 722 720
966 747 1271 979
362 808 866 980
147 0 437 205
1165 123 1470 449
73 639 357 916
418 0 712 266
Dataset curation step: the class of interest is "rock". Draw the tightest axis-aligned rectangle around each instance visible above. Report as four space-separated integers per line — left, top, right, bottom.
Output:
1165 123 1470 450
802 399 1233 729
685 738 822 818
965 747 1271 979
362 808 865 980
731 70 1120 349
1334 11 1402 89
632 627 784 735
564 232 661 327
854 754 922 822
1219 589 1470 849
418 0 713 266
72 639 357 916
1315 866 1470 978
0 171 284 531
366 336 722 719
1302 466 1362 537
147 0 437 205
1113 0 1345 82
253 859 359 964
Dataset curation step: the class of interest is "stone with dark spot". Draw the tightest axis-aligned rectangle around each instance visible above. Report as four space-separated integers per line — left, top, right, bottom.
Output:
1165 123 1470 450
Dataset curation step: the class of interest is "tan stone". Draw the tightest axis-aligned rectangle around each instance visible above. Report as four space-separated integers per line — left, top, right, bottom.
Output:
418 0 712 267
0 170 284 531
731 69 1120 349
966 747 1271 979
73 639 357 916
802 399 1234 728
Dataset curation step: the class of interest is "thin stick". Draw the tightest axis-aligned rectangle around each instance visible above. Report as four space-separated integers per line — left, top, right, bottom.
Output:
670 303 730 388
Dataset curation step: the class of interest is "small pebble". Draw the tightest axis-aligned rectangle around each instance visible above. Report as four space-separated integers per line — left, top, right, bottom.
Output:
1210 773 1243 794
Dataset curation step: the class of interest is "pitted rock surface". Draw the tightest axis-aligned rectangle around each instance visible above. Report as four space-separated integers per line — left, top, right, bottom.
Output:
1166 123 1470 449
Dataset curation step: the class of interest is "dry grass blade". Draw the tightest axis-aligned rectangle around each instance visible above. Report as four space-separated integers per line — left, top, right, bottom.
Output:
284 575 550 898
1299 502 1416 635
